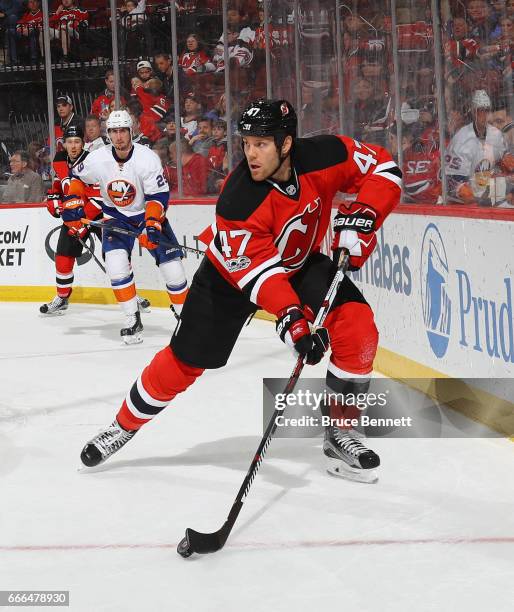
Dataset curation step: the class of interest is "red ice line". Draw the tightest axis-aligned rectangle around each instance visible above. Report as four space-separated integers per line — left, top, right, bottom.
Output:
1 537 513 552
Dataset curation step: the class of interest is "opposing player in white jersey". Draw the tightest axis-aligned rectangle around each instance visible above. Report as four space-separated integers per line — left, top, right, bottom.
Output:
67 110 188 343
445 89 514 205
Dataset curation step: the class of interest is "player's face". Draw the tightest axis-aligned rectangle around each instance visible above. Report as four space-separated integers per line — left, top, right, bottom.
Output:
65 137 83 160
475 108 490 132
243 135 283 181
109 127 132 152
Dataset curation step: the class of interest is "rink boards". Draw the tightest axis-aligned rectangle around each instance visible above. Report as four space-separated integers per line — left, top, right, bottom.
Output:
1 203 513 386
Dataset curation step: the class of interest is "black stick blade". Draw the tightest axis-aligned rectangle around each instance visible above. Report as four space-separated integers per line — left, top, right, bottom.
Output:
177 526 228 558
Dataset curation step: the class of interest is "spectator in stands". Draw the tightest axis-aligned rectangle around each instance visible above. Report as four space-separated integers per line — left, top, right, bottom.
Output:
119 0 152 59
151 138 169 166
36 145 51 180
179 33 215 75
162 114 178 145
131 76 170 142
9 0 41 64
204 92 239 132
447 107 467 136
0 150 44 203
188 117 215 156
133 60 154 89
206 119 227 193
352 77 377 140
125 98 160 143
84 114 107 152
125 106 152 147
466 0 501 43
445 89 514 205
91 70 126 119
27 140 43 171
212 6 255 72
0 0 23 64
181 92 202 139
54 94 84 148
48 0 88 61
154 52 185 101
165 136 208 196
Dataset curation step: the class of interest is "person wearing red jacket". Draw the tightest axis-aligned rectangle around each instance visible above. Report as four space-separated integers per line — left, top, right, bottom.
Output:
131 77 170 142
11 0 42 63
90 70 126 119
48 0 88 60
80 99 402 484
165 137 209 196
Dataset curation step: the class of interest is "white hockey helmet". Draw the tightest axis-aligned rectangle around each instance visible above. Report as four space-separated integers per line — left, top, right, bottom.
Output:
106 109 133 133
471 89 491 110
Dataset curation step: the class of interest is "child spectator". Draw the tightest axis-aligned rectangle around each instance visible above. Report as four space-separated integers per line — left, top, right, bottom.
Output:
207 119 227 171
48 0 88 61
179 33 215 75
165 136 209 196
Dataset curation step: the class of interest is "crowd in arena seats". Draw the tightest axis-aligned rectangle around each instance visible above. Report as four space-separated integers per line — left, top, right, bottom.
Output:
2 0 514 204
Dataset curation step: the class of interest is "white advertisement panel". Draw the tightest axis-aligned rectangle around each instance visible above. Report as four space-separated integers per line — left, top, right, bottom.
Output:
1 206 513 379
0 205 214 291
349 213 514 378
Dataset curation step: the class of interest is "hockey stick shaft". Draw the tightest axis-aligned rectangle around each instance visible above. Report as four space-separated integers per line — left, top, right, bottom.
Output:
81 218 204 256
182 251 350 554
75 235 106 274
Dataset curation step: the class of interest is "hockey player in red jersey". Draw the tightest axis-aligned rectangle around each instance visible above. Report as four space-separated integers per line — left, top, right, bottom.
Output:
80 99 402 482
40 124 101 315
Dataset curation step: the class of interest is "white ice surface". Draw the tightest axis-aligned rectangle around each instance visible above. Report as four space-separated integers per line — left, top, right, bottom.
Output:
0 303 513 612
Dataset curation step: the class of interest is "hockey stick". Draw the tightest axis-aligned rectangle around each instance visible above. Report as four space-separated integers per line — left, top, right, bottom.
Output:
75 235 106 274
177 250 351 558
81 218 204 256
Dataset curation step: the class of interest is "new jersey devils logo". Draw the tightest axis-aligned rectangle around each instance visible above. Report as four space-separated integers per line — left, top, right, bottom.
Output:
107 179 137 207
275 198 321 270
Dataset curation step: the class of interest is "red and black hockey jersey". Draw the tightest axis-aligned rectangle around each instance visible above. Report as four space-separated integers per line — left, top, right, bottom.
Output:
49 149 101 218
202 135 402 316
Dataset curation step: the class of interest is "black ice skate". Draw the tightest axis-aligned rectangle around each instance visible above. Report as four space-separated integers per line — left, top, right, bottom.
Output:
80 419 137 467
39 296 69 315
137 295 151 313
121 311 143 344
323 426 380 483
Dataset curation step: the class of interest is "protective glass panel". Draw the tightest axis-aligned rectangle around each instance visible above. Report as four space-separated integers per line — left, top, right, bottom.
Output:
441 0 513 207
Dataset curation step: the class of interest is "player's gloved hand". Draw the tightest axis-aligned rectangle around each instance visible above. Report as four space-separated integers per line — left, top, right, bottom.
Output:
67 221 89 240
276 305 330 365
138 218 162 250
139 200 165 250
332 202 377 271
46 194 62 218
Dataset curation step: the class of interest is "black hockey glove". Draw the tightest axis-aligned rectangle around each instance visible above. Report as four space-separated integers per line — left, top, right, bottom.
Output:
276 305 330 365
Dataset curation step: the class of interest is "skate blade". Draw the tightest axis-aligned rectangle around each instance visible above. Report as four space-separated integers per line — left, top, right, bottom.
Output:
39 310 66 317
122 333 143 345
138 304 151 313
325 456 378 484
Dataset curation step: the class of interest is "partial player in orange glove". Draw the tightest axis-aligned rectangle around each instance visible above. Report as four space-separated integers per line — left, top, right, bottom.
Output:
138 200 165 250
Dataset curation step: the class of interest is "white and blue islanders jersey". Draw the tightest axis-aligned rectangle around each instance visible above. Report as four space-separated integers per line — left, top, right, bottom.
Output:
73 142 169 225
